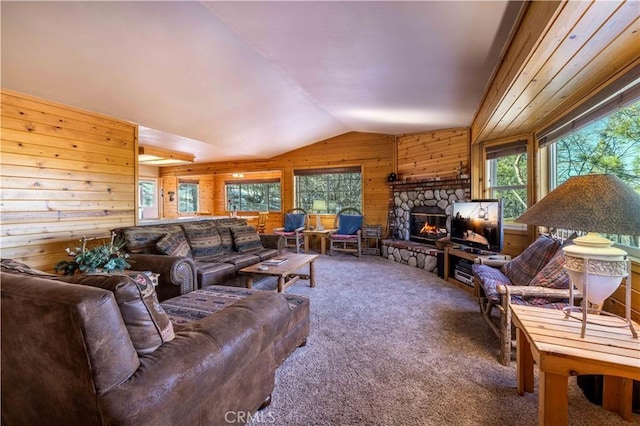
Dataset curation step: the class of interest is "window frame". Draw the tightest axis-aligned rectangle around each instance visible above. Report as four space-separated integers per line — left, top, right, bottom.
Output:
224 179 282 213
138 178 159 219
543 100 640 257
293 166 363 214
177 180 199 214
485 142 528 229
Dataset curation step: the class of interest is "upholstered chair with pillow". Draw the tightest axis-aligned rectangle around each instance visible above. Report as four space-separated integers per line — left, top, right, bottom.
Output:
329 208 363 257
472 234 582 365
274 208 307 253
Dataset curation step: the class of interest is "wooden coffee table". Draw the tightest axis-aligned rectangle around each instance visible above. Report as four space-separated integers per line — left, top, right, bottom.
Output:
512 304 640 424
239 253 319 293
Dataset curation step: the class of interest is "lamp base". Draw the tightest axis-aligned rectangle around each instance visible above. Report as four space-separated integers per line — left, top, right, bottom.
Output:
315 214 324 231
563 256 637 338
562 306 638 338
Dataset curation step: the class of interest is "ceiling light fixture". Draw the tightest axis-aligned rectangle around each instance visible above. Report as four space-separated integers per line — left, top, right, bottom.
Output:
138 146 195 166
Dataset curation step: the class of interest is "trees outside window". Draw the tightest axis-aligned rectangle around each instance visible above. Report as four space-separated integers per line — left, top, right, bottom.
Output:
178 182 198 213
487 150 528 225
225 181 281 212
294 169 361 213
138 179 158 219
550 100 639 250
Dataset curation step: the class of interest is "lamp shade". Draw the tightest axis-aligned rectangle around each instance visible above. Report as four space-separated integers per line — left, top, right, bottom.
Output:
515 174 640 235
312 200 327 212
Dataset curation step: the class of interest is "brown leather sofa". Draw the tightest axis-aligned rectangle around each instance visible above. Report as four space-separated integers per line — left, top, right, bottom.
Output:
113 217 285 301
1 262 309 425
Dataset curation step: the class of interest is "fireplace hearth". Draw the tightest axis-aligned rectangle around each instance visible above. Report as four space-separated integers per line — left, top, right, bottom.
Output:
410 206 448 245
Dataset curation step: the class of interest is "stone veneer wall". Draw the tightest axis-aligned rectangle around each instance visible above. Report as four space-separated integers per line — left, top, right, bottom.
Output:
381 240 440 273
388 177 471 240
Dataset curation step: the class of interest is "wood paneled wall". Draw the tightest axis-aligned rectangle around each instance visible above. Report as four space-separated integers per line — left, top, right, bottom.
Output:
396 128 469 181
160 132 395 234
1 90 137 272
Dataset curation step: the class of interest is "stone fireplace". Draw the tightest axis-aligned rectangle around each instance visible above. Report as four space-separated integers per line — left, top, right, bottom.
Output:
388 177 471 244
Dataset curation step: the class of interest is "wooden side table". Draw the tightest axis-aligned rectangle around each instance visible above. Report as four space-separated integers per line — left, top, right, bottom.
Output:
511 304 640 424
361 224 382 255
303 229 332 255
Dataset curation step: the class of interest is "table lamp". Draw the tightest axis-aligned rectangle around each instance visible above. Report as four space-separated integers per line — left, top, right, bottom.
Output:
312 200 327 231
515 174 639 338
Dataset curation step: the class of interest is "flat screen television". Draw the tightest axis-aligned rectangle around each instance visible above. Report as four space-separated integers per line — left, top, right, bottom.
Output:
450 199 503 252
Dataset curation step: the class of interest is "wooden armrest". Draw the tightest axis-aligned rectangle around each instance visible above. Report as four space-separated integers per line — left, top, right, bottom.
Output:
497 284 583 300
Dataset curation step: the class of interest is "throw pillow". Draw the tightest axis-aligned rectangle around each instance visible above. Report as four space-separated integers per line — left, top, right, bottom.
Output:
501 234 561 286
215 226 235 252
123 225 183 254
181 222 223 262
337 214 363 235
156 232 192 258
528 245 572 289
58 272 175 355
231 225 264 253
284 213 305 232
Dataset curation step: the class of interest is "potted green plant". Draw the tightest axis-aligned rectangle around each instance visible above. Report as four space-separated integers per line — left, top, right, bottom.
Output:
55 232 131 275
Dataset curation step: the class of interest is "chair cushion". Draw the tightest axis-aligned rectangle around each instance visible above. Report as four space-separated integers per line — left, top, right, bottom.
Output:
231 225 264 253
472 263 512 302
331 234 359 241
528 248 572 289
501 235 560 286
156 231 192 258
337 214 362 235
284 213 305 232
181 222 223 261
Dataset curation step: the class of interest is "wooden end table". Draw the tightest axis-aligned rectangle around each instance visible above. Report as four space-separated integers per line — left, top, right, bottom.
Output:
239 253 319 293
511 304 640 424
303 229 333 255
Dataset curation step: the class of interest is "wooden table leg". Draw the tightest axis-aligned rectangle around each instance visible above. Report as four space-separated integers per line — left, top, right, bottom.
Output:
539 370 568 425
304 235 310 253
516 327 534 395
245 275 254 289
320 236 326 255
310 259 316 288
603 376 633 421
277 277 285 293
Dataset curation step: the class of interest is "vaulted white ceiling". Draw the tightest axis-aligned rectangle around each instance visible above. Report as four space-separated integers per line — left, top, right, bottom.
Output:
1 1 521 163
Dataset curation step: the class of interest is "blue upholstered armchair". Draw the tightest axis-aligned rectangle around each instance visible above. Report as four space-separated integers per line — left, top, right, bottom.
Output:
329 208 363 257
274 208 307 253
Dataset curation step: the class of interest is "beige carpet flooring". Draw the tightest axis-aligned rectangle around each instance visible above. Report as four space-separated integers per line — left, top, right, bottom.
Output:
249 254 638 426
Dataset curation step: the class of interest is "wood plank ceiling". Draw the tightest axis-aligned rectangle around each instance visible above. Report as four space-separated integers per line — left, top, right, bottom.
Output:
472 0 640 145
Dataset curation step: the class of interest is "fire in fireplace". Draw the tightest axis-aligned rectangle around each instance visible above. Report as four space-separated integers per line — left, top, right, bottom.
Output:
410 206 448 244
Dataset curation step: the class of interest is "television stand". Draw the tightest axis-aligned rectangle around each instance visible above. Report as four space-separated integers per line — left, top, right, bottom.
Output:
443 246 509 294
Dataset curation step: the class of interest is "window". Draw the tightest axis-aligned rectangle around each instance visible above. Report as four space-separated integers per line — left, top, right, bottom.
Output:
225 180 281 212
294 167 362 213
178 180 199 213
486 141 528 225
547 99 640 252
138 179 158 219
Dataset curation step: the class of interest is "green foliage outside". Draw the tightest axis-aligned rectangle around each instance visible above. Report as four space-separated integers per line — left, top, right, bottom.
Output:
139 180 155 207
554 100 640 248
226 183 281 211
493 153 528 222
555 101 640 192
178 183 199 213
295 173 362 213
